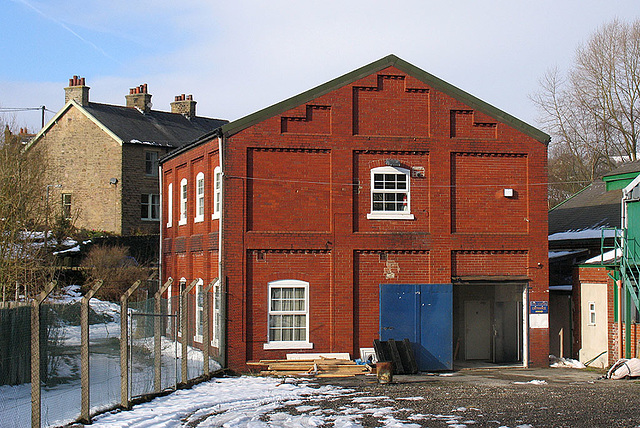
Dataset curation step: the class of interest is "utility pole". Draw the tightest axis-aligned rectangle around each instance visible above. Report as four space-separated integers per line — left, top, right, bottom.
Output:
41 106 45 128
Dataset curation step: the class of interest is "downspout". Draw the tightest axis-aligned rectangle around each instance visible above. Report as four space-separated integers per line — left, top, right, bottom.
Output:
217 135 226 368
159 162 163 293
618 279 623 359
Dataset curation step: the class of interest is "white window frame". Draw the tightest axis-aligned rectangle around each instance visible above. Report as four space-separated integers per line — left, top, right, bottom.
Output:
212 166 222 220
141 193 160 221
211 279 221 348
145 151 159 176
179 178 187 225
263 279 313 350
367 166 414 220
588 301 596 325
194 278 204 343
166 183 173 228
195 172 205 223
61 193 72 220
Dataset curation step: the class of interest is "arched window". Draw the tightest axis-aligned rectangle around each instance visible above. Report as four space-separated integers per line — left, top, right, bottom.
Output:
263 279 313 350
166 183 173 227
212 166 222 219
194 278 204 342
195 172 205 223
179 178 188 225
367 166 414 220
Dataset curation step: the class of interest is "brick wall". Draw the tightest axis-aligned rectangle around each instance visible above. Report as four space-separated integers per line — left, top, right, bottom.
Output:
162 64 549 369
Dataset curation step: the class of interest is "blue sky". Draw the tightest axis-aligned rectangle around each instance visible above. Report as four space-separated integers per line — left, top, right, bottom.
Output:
2 0 640 134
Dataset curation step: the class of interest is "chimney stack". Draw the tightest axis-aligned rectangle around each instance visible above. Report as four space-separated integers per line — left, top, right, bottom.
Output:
64 75 90 106
170 94 197 118
125 84 152 112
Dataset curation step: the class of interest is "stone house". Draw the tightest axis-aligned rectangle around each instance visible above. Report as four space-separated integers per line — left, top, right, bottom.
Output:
160 55 550 371
26 77 227 235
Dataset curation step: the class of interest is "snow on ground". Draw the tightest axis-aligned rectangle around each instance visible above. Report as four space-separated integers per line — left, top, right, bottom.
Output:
89 376 449 428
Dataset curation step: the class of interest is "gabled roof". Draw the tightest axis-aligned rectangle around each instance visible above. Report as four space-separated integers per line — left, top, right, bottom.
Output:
221 54 550 142
163 54 549 163
28 100 227 150
548 180 621 235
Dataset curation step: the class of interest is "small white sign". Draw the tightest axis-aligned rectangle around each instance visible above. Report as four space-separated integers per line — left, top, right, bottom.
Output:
529 313 549 329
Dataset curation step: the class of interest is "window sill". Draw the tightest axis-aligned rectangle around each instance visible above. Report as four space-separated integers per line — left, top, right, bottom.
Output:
141 218 159 222
263 341 314 350
193 334 203 343
178 219 187 226
367 212 415 220
211 213 220 220
166 223 172 228
194 217 204 223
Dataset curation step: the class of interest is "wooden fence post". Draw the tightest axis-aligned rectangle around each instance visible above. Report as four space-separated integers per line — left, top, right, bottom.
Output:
203 278 218 377
153 278 173 393
31 281 56 428
120 280 141 410
79 280 103 424
180 280 197 385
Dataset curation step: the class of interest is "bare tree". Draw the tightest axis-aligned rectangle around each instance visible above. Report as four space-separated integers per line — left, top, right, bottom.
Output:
533 19 640 207
0 118 53 300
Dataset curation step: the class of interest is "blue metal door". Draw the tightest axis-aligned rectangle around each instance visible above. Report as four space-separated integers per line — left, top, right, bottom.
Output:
380 283 453 371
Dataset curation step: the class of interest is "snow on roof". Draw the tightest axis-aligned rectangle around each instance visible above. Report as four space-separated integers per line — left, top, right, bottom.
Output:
584 248 621 264
549 285 572 291
548 228 619 241
549 250 585 259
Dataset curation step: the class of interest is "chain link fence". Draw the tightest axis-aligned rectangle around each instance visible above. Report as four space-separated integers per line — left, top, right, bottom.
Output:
0 277 225 427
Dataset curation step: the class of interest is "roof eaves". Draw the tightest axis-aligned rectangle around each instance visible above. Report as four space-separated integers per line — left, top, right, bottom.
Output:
549 183 594 211
159 126 223 164
24 101 75 151
25 100 125 150
220 54 550 144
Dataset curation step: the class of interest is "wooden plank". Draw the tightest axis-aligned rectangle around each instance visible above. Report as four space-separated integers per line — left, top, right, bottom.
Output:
388 339 406 374
374 339 391 363
402 338 419 374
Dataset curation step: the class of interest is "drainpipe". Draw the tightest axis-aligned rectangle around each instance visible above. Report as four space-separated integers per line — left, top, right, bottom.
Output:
618 279 623 359
217 135 226 368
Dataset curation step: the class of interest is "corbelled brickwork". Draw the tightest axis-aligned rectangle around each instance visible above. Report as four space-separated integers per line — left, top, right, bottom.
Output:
161 58 550 370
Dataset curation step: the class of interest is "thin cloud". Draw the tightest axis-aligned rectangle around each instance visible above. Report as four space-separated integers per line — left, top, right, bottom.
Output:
13 0 123 65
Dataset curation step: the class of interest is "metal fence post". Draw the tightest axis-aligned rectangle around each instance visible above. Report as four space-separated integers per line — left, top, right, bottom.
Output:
203 278 217 377
79 280 103 424
31 281 56 428
153 278 173 393
120 280 141 410
180 280 197 385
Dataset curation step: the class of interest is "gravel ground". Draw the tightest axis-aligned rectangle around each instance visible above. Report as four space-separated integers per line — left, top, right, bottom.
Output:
274 367 640 427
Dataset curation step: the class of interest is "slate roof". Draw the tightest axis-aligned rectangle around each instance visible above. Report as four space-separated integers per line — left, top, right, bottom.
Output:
603 159 640 178
83 102 227 147
548 180 621 235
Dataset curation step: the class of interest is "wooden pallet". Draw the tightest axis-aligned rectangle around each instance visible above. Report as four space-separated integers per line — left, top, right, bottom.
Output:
248 357 371 378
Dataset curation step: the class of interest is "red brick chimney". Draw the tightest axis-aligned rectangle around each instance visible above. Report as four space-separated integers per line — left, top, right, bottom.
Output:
170 94 197 118
126 84 152 112
64 76 89 106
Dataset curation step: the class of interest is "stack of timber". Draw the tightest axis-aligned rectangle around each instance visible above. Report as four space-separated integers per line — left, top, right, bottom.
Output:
248 358 371 378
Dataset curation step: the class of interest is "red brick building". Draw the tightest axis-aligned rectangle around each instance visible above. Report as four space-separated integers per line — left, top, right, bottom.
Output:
160 55 550 371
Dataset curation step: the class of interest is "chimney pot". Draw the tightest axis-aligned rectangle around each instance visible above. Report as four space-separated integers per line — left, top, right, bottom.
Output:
65 75 90 105
170 93 197 117
126 83 152 111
